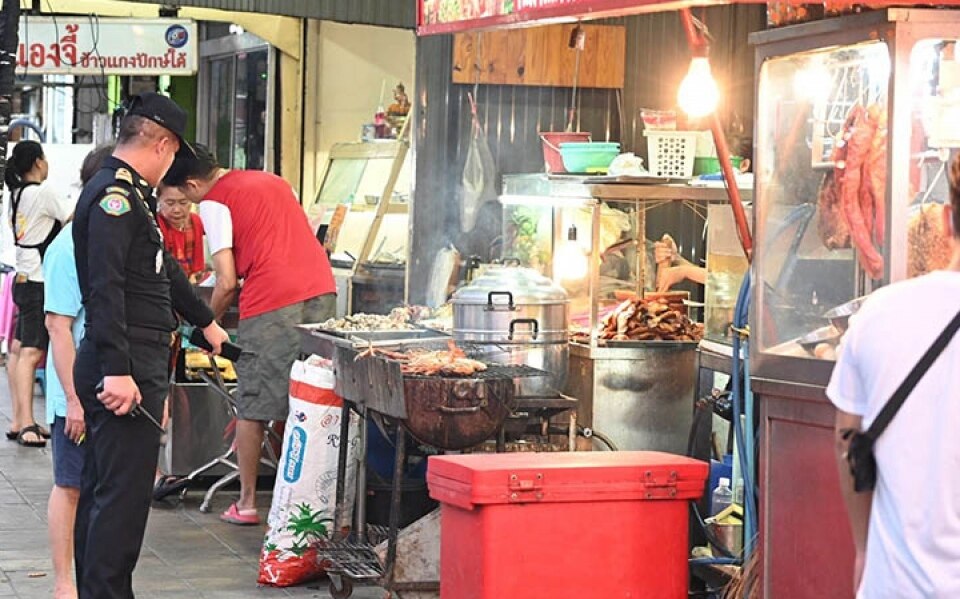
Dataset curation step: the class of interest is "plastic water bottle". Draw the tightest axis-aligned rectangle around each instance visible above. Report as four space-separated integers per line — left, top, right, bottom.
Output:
712 477 733 516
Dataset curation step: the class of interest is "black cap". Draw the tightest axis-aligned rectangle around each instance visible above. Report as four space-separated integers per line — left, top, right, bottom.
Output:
126 92 196 157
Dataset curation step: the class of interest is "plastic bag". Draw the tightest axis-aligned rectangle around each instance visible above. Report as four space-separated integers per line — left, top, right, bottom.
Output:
426 245 460 308
461 93 496 232
258 356 359 587
607 152 647 177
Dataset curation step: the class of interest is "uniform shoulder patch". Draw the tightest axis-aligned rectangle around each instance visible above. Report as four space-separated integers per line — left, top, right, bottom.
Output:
104 185 131 196
115 168 134 184
99 193 131 216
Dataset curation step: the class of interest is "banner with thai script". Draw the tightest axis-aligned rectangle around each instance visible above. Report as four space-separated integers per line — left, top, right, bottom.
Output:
16 17 197 76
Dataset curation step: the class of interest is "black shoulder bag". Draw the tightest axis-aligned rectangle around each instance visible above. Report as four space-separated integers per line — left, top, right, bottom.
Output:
843 308 960 493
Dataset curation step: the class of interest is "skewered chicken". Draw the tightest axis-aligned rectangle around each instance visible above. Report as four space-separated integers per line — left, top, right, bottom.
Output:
355 340 488 377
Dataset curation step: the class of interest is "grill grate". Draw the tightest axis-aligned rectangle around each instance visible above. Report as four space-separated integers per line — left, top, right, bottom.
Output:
403 363 550 380
317 527 389 580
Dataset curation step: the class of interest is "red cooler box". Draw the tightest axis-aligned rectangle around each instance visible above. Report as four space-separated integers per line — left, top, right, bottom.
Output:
427 451 708 599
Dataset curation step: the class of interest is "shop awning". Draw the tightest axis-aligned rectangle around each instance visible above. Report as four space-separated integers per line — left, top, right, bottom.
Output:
119 0 416 29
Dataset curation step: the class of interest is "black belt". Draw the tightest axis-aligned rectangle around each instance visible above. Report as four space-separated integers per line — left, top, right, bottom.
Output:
127 325 176 346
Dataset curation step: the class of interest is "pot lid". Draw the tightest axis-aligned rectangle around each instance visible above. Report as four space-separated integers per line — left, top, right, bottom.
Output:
451 266 569 305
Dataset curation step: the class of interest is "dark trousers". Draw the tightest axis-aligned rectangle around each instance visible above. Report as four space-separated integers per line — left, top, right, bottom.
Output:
73 336 170 599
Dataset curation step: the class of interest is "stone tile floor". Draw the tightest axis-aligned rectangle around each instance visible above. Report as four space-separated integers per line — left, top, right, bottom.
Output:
0 372 381 598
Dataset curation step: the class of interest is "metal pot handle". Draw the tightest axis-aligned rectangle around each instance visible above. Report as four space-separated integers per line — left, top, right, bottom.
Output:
508 318 540 341
486 291 515 311
501 257 522 267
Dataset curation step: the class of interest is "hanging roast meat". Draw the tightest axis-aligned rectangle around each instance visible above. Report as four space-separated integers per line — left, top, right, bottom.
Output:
817 171 850 249
863 107 887 248
832 104 884 279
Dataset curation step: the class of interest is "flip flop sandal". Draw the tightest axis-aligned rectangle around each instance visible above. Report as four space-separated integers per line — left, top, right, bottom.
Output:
220 503 260 526
17 424 47 448
7 426 51 441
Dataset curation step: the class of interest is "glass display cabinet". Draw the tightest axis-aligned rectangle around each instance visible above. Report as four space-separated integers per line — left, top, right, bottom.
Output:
501 174 738 334
499 174 739 455
308 140 413 315
749 10 960 599
752 9 960 386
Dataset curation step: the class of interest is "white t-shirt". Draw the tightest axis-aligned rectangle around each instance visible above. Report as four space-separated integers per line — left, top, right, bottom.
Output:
827 271 960 599
11 183 72 282
198 200 233 255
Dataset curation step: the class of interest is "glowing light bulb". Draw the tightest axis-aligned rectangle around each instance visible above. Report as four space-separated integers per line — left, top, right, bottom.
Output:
553 226 588 283
678 57 720 118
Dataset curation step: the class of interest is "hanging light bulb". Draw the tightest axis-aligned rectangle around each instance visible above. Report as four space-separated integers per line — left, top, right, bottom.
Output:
678 57 720 118
553 225 589 283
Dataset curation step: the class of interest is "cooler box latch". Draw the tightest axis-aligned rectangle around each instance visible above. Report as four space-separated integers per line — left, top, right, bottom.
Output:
508 472 544 503
642 470 679 499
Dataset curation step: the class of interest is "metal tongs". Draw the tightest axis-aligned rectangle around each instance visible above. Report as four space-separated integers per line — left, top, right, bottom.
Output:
96 379 165 434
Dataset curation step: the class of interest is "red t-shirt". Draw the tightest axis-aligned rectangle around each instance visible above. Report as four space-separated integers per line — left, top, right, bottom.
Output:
199 170 335 319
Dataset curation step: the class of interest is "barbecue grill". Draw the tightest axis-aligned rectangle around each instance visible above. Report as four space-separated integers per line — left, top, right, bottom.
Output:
298 325 557 598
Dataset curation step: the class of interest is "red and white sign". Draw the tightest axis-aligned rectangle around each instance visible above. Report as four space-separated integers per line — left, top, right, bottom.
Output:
15 17 197 76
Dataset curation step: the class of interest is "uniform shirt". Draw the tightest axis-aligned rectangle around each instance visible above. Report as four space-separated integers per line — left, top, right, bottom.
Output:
41 223 84 425
73 156 214 376
198 170 335 320
827 271 960 598
11 182 72 282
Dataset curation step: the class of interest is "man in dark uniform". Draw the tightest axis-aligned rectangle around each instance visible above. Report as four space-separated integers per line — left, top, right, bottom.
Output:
72 93 228 599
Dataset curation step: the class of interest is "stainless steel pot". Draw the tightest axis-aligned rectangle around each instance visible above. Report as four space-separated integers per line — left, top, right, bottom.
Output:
451 266 569 398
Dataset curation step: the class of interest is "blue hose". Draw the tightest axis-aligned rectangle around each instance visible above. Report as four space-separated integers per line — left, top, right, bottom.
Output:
731 272 757 559
690 557 741 567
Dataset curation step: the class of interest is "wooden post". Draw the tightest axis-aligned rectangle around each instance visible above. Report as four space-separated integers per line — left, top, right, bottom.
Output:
0 0 20 194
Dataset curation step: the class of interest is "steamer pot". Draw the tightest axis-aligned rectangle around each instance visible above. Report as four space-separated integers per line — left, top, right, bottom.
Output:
451 266 569 397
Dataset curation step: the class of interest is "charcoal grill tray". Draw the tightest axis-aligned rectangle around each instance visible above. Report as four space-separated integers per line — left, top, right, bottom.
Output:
334 342 551 420
402 363 548 380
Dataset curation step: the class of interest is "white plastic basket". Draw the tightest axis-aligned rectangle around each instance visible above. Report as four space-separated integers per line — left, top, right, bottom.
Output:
645 130 699 178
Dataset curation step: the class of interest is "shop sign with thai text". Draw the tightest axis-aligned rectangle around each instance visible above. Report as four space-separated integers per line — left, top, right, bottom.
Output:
15 17 197 76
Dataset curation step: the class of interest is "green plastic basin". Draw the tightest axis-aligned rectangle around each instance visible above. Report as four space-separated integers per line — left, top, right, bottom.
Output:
559 142 621 174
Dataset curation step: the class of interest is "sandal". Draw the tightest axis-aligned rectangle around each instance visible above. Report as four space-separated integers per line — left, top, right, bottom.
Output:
220 502 260 526
7 425 51 441
17 424 46 448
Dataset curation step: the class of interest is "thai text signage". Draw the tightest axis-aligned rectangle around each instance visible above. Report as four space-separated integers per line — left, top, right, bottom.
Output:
16 17 197 76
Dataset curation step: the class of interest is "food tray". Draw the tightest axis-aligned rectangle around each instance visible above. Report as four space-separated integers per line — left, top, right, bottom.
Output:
796 325 842 352
591 338 701 349
297 325 451 358
823 296 867 333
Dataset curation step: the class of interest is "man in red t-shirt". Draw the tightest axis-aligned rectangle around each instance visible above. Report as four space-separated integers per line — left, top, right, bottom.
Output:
163 145 336 525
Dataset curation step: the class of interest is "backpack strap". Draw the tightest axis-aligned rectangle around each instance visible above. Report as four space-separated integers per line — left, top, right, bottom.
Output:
864 307 960 441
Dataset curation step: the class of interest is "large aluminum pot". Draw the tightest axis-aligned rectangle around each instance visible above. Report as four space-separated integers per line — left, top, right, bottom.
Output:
451 266 569 397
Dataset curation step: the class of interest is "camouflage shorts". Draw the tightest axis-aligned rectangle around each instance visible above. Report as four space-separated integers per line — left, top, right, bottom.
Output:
234 294 335 421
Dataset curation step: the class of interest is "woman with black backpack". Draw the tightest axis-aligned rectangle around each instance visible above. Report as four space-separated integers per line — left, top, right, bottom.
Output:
4 140 71 447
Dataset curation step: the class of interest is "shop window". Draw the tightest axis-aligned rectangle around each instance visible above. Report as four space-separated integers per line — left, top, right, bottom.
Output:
203 48 271 171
